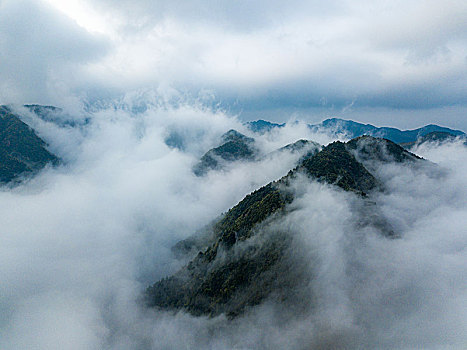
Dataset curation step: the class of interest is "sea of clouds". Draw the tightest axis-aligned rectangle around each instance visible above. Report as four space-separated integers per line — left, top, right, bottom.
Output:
0 101 465 349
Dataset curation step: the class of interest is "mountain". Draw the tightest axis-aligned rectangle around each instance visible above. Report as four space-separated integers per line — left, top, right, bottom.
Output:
246 117 465 144
0 106 59 184
25 104 62 118
194 131 323 177
311 118 465 143
193 130 258 176
347 135 422 164
246 119 285 134
262 139 321 166
272 139 320 155
145 136 417 317
399 131 467 149
24 104 88 127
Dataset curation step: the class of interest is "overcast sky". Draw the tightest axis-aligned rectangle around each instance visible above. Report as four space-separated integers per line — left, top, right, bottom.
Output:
0 0 466 129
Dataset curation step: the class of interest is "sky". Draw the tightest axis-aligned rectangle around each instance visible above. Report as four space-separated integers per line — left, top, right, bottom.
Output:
0 0 466 129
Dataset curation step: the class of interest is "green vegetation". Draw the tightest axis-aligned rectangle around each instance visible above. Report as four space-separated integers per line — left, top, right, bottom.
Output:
146 180 293 316
146 136 419 318
346 135 422 163
147 231 292 317
193 130 257 176
300 140 378 195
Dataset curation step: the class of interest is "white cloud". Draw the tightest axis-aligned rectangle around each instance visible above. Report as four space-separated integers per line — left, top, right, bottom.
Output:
0 101 466 349
0 0 110 106
0 0 466 129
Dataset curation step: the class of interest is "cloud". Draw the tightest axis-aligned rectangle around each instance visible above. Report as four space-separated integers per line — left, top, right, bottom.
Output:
1 0 466 129
78 0 467 114
0 101 466 349
0 0 110 106
84 0 343 32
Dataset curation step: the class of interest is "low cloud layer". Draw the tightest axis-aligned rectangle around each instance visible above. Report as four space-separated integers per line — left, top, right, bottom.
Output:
0 103 466 349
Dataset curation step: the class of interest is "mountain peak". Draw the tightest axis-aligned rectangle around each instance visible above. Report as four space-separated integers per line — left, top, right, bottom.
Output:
346 135 422 163
299 140 378 195
221 129 254 143
246 120 285 133
193 130 257 176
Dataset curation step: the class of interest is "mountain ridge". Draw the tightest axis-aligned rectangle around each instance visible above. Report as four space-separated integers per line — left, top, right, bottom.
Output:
145 136 420 317
193 129 258 176
246 117 465 144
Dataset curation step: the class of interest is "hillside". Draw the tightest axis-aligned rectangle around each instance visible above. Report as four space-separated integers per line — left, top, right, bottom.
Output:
193 130 257 176
0 106 59 184
145 136 418 317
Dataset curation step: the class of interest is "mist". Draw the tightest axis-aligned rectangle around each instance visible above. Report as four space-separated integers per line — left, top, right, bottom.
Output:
0 103 466 349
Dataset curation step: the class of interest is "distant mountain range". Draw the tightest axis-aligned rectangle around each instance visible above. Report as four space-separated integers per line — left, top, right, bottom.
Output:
246 118 465 145
193 116 464 177
2 104 463 184
0 106 59 184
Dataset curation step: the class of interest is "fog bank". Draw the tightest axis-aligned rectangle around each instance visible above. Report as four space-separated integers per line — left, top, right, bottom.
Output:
0 104 466 349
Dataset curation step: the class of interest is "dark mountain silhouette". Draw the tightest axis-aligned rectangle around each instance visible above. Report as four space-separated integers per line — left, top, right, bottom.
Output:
145 136 418 317
0 106 59 184
193 130 258 176
246 119 285 134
